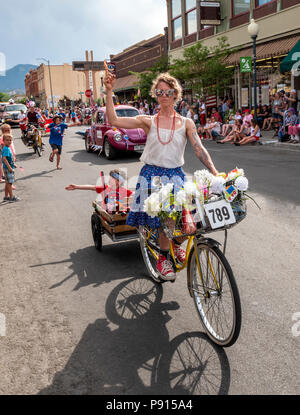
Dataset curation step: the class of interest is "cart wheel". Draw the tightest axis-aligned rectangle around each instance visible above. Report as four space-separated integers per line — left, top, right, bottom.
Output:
91 213 102 251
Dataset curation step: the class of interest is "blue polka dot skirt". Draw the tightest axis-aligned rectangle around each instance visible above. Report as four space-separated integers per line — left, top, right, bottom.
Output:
126 164 186 229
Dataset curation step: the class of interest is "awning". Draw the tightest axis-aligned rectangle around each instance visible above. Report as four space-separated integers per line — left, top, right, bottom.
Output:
280 39 300 73
113 74 138 92
225 33 300 66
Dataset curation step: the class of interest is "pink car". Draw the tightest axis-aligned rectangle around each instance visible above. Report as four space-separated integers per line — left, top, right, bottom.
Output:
84 105 147 159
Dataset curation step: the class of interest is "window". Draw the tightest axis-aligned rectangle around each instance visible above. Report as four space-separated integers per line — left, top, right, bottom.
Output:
256 0 273 5
185 0 197 35
172 0 181 18
232 0 250 16
171 0 183 40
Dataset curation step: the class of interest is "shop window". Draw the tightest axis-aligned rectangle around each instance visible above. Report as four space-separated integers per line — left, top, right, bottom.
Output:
171 0 182 41
232 0 250 16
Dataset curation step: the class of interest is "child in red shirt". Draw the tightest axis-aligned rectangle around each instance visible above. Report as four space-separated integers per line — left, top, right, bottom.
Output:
66 169 133 212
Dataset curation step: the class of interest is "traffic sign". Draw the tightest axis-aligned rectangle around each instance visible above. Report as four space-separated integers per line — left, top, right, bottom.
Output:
85 89 93 98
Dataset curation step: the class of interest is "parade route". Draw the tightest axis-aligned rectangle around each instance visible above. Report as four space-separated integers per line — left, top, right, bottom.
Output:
0 127 299 395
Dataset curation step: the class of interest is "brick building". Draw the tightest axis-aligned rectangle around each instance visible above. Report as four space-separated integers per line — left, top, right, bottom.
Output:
111 28 169 101
25 69 39 101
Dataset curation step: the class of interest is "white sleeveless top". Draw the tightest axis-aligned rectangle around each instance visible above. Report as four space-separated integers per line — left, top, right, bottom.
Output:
140 116 188 169
250 126 261 137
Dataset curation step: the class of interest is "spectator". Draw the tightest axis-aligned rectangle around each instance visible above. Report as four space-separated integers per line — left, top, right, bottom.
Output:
287 89 298 113
235 119 261 146
284 108 299 143
211 107 222 123
234 119 250 143
1 134 20 202
205 116 222 140
259 105 271 129
242 109 253 130
198 117 211 139
218 119 241 144
221 114 235 137
199 98 206 126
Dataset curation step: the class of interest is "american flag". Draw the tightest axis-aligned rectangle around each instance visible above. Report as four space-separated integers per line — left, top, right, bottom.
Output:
205 95 217 108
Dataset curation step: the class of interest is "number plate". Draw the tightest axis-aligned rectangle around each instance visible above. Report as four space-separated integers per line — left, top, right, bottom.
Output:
204 200 236 229
134 145 145 151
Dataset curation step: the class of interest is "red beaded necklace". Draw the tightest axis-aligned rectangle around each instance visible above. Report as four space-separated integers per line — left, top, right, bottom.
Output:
156 110 176 145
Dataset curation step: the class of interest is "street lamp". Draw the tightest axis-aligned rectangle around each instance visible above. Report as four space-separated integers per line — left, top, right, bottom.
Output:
248 19 259 122
37 58 55 115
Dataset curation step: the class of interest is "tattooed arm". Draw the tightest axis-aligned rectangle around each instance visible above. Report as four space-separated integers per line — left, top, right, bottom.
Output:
186 118 218 176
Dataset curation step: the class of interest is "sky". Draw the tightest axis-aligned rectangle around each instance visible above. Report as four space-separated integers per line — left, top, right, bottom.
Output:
2 0 167 69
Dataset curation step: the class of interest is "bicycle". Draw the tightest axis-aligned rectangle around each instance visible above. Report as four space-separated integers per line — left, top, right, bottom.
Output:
24 123 44 157
139 192 247 347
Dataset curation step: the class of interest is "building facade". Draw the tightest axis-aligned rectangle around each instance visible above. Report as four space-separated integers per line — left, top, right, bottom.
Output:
166 0 300 108
111 29 169 101
25 63 103 108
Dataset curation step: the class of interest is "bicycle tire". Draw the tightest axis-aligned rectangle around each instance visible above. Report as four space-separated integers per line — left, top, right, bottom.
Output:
139 226 162 284
187 243 242 347
36 135 42 157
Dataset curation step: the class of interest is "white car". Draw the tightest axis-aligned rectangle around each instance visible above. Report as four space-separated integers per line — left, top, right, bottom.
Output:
2 103 27 125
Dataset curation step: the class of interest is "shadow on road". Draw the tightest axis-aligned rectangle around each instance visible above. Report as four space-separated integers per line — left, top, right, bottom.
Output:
16 168 58 182
69 148 141 166
30 241 146 291
38 276 230 395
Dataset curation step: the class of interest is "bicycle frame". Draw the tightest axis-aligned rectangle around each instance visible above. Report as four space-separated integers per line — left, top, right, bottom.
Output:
144 229 220 291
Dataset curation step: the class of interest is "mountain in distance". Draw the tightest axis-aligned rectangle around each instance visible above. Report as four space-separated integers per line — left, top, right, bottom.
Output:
0 64 38 93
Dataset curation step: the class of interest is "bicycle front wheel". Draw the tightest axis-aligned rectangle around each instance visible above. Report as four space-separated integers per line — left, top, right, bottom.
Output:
35 134 43 157
187 243 242 347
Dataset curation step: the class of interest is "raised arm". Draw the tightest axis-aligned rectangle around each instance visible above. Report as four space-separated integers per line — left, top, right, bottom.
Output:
103 70 151 132
186 118 218 176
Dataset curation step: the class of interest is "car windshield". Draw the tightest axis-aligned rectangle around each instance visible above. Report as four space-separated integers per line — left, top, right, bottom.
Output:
116 109 139 118
5 105 26 112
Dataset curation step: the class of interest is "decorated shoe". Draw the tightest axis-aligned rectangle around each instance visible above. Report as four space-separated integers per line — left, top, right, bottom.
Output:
157 255 176 282
172 243 186 264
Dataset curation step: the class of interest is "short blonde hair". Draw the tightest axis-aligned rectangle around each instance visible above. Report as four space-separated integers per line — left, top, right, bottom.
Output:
3 133 13 142
150 72 182 103
1 123 11 133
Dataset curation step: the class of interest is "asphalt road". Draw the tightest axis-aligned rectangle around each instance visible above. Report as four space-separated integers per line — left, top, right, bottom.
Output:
0 126 299 395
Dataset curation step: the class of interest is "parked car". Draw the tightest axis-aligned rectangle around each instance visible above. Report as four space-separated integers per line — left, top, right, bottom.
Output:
83 105 147 159
2 103 27 126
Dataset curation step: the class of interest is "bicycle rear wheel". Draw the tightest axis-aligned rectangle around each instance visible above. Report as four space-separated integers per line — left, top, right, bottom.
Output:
139 226 162 284
35 133 43 157
187 243 241 347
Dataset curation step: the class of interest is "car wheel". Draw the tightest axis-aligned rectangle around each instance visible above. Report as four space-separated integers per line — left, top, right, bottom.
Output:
85 134 92 153
104 137 118 160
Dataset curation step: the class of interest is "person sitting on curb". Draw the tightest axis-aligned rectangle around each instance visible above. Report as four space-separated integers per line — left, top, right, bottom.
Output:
234 119 261 146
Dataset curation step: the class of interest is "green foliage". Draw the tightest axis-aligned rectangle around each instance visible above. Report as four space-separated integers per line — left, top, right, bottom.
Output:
130 56 170 100
0 92 11 102
169 36 235 96
16 97 26 105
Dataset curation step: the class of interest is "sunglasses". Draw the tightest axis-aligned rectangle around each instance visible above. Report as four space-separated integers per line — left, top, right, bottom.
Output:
155 89 175 97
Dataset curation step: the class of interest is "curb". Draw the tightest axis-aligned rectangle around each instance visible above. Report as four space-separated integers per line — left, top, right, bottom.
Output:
261 140 300 151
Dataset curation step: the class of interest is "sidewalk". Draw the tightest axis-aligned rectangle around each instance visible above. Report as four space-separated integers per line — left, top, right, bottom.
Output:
259 130 300 151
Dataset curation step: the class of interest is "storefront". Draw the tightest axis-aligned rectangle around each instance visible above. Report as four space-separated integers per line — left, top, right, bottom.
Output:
225 33 300 109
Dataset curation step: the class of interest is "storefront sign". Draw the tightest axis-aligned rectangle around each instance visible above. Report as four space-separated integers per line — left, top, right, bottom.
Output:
200 2 221 25
241 88 249 107
89 70 93 91
240 57 252 73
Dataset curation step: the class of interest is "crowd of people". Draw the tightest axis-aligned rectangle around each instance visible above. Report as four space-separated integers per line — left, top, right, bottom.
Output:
117 89 299 145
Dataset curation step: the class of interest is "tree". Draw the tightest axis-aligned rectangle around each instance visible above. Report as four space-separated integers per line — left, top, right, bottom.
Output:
130 56 170 100
0 92 11 102
170 36 236 98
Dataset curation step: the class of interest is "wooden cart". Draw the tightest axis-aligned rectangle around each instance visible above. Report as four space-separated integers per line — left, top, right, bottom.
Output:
91 200 138 251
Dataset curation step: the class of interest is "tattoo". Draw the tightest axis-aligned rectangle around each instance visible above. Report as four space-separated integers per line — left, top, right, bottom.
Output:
189 126 216 174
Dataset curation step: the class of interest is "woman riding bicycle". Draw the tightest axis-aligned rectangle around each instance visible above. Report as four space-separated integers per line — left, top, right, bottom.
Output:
104 71 218 282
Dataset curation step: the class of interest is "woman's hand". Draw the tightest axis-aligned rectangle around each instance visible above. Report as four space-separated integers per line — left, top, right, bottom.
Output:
103 70 115 92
